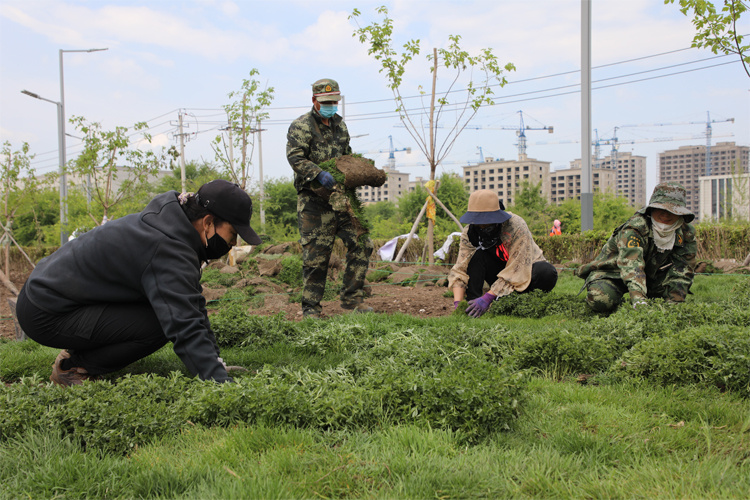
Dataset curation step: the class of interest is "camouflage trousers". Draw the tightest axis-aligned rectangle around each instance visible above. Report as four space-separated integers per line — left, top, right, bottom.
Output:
583 271 669 312
297 191 373 315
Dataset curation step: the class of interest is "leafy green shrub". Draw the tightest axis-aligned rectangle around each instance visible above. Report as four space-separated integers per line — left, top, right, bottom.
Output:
509 328 613 379
0 373 192 454
615 325 750 395
488 289 591 320
1 334 526 454
210 306 296 348
200 268 240 288
276 255 303 287
366 269 391 282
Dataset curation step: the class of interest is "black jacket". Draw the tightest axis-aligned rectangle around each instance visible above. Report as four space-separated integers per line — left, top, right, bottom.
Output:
23 191 231 382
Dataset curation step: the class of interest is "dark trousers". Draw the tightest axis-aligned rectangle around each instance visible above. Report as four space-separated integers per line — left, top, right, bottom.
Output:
16 287 168 376
466 249 558 300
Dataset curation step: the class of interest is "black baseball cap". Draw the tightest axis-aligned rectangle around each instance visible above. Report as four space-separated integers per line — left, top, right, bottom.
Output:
196 180 262 245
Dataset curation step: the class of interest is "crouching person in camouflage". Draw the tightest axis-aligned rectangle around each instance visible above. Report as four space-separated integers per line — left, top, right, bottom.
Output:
286 78 374 319
577 182 697 312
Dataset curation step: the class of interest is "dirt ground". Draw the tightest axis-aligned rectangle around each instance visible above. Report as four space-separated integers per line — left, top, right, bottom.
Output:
240 280 455 321
0 265 455 340
1 268 31 340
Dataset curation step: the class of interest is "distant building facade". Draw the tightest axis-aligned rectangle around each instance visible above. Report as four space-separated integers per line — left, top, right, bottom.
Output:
564 152 645 207
461 154 550 206
357 166 410 205
658 142 750 218
549 163 617 204
698 172 750 221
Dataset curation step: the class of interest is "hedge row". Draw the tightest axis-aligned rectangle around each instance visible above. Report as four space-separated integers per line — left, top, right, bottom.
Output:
0 326 525 455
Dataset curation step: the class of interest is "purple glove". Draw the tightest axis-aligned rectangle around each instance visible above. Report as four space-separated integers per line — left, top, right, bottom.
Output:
316 171 336 189
454 300 461 310
465 292 496 318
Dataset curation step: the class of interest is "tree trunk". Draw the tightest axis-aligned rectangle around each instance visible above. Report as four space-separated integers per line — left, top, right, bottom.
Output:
394 199 429 263
427 47 438 265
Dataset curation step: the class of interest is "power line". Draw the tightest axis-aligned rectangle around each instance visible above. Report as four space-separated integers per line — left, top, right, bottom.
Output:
24 46 743 170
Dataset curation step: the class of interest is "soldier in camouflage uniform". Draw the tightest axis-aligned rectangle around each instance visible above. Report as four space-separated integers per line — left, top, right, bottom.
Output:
286 78 374 318
577 182 697 312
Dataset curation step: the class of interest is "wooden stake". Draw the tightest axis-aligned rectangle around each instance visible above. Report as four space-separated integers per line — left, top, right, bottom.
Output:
394 199 429 263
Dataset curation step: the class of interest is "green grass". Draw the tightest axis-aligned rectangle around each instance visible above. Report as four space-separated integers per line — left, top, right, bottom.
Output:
1 272 749 499
1 380 747 499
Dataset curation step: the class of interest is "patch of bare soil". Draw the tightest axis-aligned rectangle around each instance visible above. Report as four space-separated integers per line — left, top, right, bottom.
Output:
1 263 456 341
242 281 454 321
0 269 30 340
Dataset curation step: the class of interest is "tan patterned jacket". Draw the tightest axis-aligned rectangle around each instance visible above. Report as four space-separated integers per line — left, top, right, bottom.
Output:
448 213 547 298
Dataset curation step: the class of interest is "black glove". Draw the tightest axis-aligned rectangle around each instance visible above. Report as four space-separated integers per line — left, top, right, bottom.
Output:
316 171 336 190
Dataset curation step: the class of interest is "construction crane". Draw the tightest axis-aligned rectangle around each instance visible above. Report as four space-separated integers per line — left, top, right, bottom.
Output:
399 110 553 161
358 135 411 170
464 110 553 160
617 112 734 175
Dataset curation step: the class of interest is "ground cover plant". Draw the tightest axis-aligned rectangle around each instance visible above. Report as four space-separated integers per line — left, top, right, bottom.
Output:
1 273 749 498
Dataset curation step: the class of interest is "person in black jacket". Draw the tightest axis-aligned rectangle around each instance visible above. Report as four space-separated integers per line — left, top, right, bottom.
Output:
16 179 261 386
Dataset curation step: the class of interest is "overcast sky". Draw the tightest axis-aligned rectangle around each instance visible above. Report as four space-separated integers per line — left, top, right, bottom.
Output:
1 0 748 200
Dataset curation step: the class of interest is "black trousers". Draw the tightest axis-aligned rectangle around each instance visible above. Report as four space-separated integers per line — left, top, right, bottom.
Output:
466 248 559 300
16 287 168 376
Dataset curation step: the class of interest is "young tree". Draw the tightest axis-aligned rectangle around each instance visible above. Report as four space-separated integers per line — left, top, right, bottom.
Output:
666 0 749 78
0 141 38 274
157 160 224 194
68 116 173 224
212 69 275 191
350 5 515 262
262 177 297 232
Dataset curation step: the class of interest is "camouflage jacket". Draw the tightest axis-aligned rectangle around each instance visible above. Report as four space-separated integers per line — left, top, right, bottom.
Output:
286 107 352 193
448 213 547 298
577 209 697 303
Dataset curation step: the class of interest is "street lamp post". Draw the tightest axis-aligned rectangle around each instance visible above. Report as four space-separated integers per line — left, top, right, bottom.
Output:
57 48 108 244
20 90 65 243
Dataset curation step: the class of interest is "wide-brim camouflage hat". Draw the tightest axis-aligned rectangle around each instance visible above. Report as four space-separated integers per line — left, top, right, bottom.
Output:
459 189 511 225
647 181 694 223
312 78 341 102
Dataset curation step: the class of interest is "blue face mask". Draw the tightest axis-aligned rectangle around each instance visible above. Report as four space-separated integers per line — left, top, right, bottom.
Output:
318 104 337 118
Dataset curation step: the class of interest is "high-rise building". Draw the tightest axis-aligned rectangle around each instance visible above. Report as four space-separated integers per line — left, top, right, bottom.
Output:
549 163 617 204
461 154 550 206
566 152 646 207
658 142 749 218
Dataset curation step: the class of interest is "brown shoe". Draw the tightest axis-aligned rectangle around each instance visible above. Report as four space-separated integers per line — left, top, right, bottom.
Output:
50 350 91 387
341 302 374 313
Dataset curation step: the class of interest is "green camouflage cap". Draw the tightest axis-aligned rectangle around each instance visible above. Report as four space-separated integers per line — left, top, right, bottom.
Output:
647 182 694 223
312 78 341 102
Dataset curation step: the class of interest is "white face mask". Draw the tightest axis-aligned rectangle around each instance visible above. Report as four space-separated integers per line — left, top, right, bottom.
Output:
652 217 682 251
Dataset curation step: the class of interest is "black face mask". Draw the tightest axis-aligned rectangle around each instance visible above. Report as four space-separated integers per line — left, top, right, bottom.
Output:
205 232 231 260
468 224 503 250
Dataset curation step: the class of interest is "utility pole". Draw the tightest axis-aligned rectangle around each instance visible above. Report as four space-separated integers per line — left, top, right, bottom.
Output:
580 0 594 232
178 110 186 193
257 118 266 232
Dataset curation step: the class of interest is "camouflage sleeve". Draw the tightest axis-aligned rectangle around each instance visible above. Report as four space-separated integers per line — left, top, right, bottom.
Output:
341 122 353 156
614 227 648 303
447 228 475 290
663 225 697 302
286 118 323 184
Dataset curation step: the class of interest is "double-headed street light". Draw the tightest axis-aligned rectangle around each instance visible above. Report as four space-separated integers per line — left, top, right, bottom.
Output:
21 47 107 245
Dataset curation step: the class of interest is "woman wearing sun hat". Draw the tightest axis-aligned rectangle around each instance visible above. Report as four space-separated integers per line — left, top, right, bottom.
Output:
448 189 558 318
16 179 261 386
577 181 697 312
